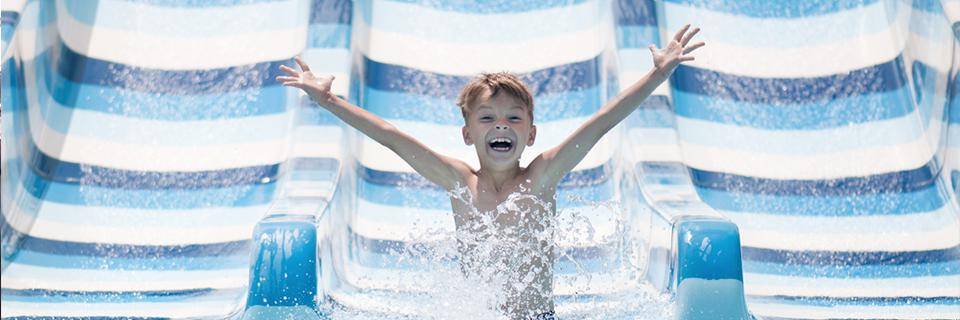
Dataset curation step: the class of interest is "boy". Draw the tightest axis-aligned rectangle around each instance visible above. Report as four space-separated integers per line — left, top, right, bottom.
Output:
277 25 703 319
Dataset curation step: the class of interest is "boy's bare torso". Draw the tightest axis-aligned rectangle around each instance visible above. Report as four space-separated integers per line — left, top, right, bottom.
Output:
451 168 557 319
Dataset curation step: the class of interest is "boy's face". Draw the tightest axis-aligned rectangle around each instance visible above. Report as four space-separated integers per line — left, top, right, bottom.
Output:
462 91 536 170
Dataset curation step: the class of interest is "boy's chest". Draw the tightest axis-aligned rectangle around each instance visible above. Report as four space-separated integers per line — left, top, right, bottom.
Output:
455 182 556 227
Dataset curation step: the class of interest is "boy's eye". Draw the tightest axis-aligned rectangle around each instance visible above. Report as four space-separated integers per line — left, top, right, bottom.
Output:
508 116 521 122
479 116 493 121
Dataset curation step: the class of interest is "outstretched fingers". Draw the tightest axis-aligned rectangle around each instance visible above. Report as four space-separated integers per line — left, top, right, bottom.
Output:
680 27 700 46
275 76 299 82
672 24 690 43
279 64 300 76
294 56 311 72
683 41 705 55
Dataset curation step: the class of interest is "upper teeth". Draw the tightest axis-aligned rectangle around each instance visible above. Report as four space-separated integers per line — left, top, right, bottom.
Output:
491 138 511 144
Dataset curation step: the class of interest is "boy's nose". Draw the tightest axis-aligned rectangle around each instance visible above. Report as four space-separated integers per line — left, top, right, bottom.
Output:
495 124 509 131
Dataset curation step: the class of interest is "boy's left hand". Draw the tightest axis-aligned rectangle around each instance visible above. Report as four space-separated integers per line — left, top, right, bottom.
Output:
649 24 704 76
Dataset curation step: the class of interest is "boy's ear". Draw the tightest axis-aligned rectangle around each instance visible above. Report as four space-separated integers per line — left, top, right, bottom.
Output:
462 125 473 145
527 125 537 146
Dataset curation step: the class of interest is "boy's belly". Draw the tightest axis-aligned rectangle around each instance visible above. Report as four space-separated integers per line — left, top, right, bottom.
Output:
459 235 556 318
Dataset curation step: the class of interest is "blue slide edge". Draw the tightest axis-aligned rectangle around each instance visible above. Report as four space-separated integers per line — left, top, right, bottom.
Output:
672 217 751 320
242 214 325 320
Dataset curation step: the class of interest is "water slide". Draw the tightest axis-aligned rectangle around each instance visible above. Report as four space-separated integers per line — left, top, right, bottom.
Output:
1 0 957 319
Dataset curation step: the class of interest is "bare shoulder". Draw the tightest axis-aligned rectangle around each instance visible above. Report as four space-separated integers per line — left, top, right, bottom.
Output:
523 152 561 194
442 156 479 189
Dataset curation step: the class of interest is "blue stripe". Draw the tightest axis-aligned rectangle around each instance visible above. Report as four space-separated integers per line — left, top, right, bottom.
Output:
745 259 960 278
690 163 937 196
746 295 960 307
696 184 947 216
1 10 20 25
35 50 289 120
0 288 243 303
310 0 351 24
952 171 959 199
13 122 283 189
362 85 603 125
308 23 350 48
671 56 908 105
626 96 673 128
17 235 250 258
911 0 945 13
10 248 248 270
358 175 615 210
742 245 960 266
56 42 293 95
616 25 660 49
297 101 342 124
662 0 879 18
28 146 280 190
672 86 915 130
14 167 276 208
363 55 602 98
379 0 590 14
360 163 611 189
613 0 657 26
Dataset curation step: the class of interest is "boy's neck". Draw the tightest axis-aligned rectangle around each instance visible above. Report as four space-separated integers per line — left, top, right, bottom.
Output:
478 163 522 193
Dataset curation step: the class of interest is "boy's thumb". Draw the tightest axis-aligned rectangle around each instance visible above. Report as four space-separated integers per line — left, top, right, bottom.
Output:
648 44 656 53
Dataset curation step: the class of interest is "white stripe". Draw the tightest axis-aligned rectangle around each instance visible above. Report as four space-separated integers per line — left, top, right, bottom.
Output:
906 31 955 75
56 1 307 70
353 200 453 242
340 259 638 297
300 49 351 97
748 297 960 319
22 212 259 246
1 0 25 12
663 2 911 78
726 206 960 252
0 300 240 318
946 1 960 24
675 110 931 156
616 64 671 96
12 4 56 61
1 263 247 291
0 184 268 246
34 94 296 147
291 125 342 158
744 273 960 298
627 127 682 162
363 0 602 44
678 123 939 180
60 0 307 38
353 198 621 248
357 17 605 76
359 118 615 173
27 105 291 172
17 196 268 230
662 0 899 49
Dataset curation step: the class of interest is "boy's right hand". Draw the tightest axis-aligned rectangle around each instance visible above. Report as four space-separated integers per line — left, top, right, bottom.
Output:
276 57 336 106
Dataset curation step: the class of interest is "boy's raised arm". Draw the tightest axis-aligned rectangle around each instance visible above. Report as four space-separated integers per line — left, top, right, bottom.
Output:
529 25 704 188
277 57 470 191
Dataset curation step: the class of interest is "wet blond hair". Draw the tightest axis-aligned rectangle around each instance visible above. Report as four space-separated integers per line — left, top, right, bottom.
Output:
456 72 534 122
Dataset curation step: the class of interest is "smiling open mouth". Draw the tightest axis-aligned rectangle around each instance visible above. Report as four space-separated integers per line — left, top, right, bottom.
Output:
488 137 514 152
